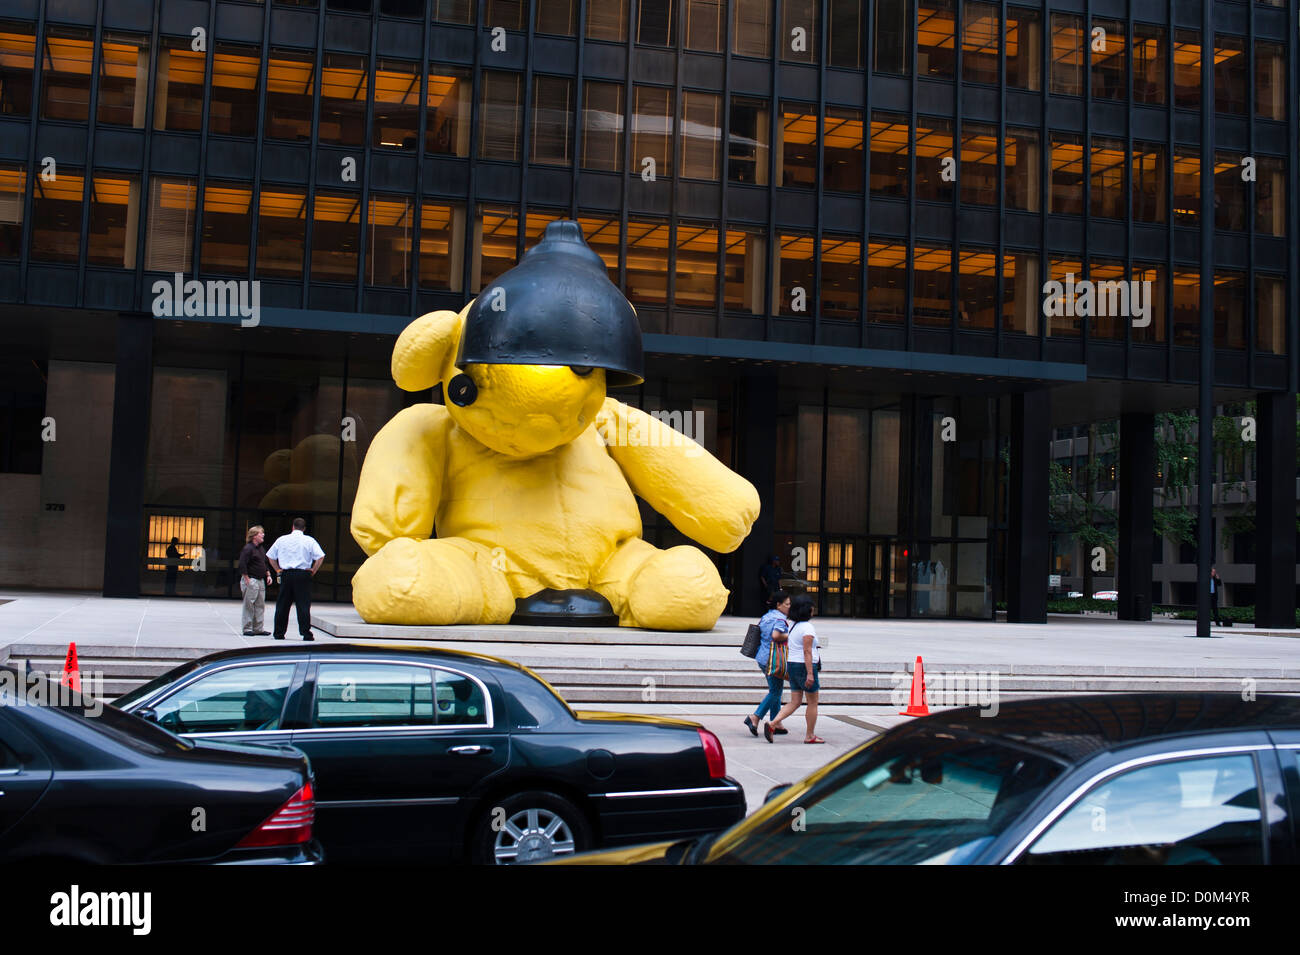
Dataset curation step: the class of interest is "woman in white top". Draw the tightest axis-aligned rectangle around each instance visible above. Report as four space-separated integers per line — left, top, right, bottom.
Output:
765 594 824 744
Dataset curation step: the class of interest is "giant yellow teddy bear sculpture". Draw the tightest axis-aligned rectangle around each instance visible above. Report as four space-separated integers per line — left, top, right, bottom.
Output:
350 221 760 630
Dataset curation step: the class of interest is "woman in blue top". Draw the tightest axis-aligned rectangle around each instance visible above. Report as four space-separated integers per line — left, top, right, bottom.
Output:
744 591 791 737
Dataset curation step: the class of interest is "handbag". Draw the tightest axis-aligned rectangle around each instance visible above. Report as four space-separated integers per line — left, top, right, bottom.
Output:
740 623 762 659
766 633 789 681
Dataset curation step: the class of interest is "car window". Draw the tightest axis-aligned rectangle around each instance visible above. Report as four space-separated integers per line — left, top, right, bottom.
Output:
1023 753 1264 865
312 663 436 728
150 664 297 734
0 737 18 771
709 732 1063 865
434 669 488 726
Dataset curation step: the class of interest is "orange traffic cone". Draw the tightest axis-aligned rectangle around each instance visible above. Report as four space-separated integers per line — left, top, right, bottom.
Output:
60 642 81 694
899 655 929 717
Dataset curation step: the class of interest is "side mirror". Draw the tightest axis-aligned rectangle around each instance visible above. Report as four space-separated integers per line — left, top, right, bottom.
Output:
764 783 792 804
135 707 158 723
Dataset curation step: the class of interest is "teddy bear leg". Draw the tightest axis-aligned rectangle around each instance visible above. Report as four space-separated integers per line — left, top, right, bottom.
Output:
592 539 728 631
352 537 516 625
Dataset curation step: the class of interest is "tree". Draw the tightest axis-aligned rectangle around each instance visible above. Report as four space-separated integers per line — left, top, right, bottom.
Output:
1049 420 1117 596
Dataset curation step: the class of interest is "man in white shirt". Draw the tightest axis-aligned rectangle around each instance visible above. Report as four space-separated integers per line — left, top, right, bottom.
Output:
266 517 326 641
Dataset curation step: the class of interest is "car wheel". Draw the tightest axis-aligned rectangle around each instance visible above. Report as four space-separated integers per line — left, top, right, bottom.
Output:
472 790 593 866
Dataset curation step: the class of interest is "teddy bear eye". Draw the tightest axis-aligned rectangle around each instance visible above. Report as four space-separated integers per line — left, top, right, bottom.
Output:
570 366 594 377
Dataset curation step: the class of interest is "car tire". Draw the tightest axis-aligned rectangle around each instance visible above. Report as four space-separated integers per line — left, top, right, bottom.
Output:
471 790 593 866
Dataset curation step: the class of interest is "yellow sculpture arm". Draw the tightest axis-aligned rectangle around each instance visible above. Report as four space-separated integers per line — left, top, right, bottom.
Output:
350 404 451 556
594 399 759 553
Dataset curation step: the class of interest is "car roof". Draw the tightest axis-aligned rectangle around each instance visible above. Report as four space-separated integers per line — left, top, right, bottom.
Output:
914 693 1300 763
174 642 529 675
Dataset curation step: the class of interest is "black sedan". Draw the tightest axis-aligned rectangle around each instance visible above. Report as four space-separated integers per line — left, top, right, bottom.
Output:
114 643 745 864
557 693 1300 865
0 669 321 864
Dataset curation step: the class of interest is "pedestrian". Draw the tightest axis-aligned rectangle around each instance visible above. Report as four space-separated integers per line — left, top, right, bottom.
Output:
266 517 326 641
765 594 823 744
744 590 790 738
1209 565 1223 626
758 554 782 606
237 524 274 636
164 537 183 595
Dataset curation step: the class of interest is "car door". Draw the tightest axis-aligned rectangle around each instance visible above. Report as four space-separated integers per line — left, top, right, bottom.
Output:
133 661 304 750
0 711 53 842
290 660 509 863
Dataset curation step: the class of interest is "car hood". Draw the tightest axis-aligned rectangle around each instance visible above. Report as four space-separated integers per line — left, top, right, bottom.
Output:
572 710 700 730
547 840 686 865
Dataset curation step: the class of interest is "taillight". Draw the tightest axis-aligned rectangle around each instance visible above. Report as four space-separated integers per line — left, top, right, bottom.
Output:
237 781 315 848
698 729 726 779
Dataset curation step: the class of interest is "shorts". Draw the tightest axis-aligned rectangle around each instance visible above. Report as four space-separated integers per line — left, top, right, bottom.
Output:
787 661 821 694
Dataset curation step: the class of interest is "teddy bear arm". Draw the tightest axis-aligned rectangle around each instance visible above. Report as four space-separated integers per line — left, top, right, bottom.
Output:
350 404 450 557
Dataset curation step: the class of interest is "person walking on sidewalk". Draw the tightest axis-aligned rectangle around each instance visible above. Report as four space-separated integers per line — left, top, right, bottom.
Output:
267 518 325 641
744 590 790 738
1209 565 1224 627
238 524 274 636
765 594 824 744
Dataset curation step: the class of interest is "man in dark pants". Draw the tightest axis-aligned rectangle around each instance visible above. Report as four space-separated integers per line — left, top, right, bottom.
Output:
266 518 326 641
1209 565 1224 627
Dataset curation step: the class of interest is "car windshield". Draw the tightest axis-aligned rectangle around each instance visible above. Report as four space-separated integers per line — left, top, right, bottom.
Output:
706 730 1066 865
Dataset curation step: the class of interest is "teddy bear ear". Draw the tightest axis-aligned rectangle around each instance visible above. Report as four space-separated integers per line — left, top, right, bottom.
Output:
391 305 469 392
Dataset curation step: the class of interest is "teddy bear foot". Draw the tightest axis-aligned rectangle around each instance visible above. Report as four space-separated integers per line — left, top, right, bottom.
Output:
352 537 515 625
623 545 728 631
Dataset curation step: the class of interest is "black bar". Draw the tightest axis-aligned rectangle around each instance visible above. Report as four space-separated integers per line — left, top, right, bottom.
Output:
1195 2 1215 638
1007 390 1049 623
102 313 154 598
1117 412 1154 621
1254 391 1298 629
736 373 778 618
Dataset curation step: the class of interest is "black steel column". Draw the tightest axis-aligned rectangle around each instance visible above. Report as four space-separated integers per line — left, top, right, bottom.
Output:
102 313 154 598
1118 412 1154 621
736 373 778 617
1195 1 1216 637
1007 390 1049 623
1255 392 1298 629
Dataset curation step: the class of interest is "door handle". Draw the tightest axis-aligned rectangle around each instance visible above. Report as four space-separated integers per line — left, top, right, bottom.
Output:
448 744 493 756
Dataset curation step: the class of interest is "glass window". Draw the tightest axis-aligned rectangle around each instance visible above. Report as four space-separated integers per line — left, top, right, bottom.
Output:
256 188 307 278
1171 269 1198 346
1004 128 1039 212
154 35 205 132
367 195 413 288
381 0 425 16
915 117 954 202
1133 23 1165 105
913 245 952 327
962 1 998 85
1049 133 1084 215
145 178 196 273
0 164 25 258
626 219 671 306
587 0 628 41
680 90 722 180
676 222 719 310
733 0 772 58
479 71 522 161
1255 274 1285 356
435 669 489 725
779 102 817 188
960 122 997 206
532 75 574 166
1256 156 1285 238
1005 7 1041 91
1131 263 1165 344
1049 13 1083 96
200 183 253 276
487 0 526 32
1090 136 1125 220
319 52 367 147
867 241 906 324
872 0 909 74
523 206 566 252
418 201 462 291
632 86 674 179
576 214 620 282
1255 42 1286 121
87 173 137 268
778 234 815 317
265 48 315 142
869 111 908 198
823 107 863 193
0 21 36 116
1045 256 1082 338
1214 151 1247 232
828 0 862 69
1173 151 1199 225
1213 270 1247 350
723 227 765 314
153 664 297 734
820 235 860 320
582 81 624 172
1131 141 1166 224
1087 258 1126 340
686 0 723 52
1172 31 1200 110
311 192 359 283
537 0 576 36
372 59 419 150
41 27 93 121
728 96 770 184
210 44 260 137
1002 250 1038 335
781 0 818 65
312 663 436 728
427 66 471 157
475 205 517 290
1024 755 1263 865
97 33 150 128
1089 18 1125 100
638 0 677 46
957 247 996 330
1214 35 1247 115
917 0 955 77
